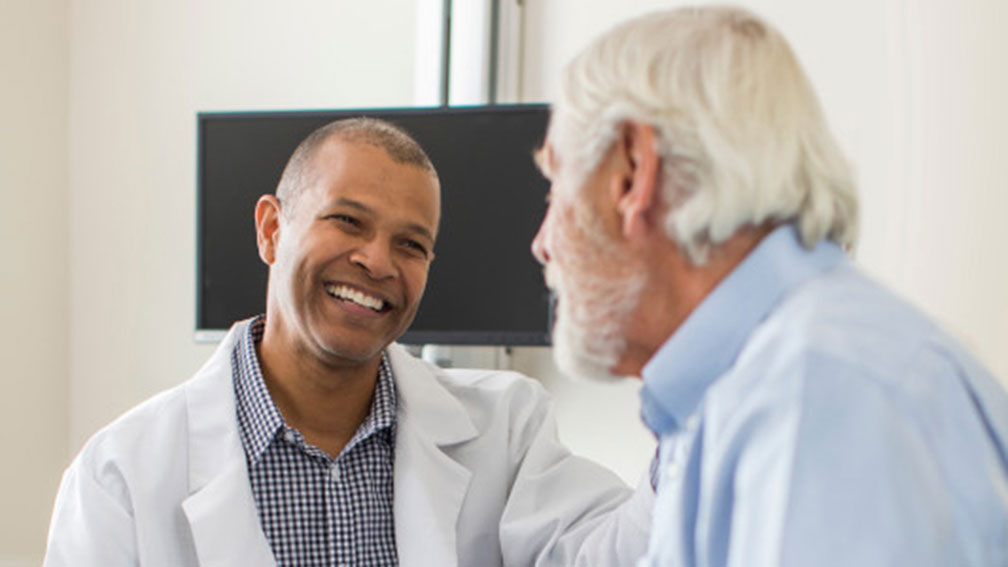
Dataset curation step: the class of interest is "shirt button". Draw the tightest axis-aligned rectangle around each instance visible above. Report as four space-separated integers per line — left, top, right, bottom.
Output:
329 464 340 481
283 430 296 443
666 462 678 479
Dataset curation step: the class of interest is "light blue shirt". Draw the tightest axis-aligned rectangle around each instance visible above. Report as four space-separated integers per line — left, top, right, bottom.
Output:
638 226 1008 567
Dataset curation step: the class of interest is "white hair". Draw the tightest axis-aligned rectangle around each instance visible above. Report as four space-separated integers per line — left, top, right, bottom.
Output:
548 5 858 264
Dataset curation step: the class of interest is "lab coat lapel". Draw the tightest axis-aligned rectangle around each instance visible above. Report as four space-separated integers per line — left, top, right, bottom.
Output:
388 344 478 567
181 322 275 567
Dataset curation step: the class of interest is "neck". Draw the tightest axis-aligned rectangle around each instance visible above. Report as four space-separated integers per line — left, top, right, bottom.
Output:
257 322 382 458
614 224 774 377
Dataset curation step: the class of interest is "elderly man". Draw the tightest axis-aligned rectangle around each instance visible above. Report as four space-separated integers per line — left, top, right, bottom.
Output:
532 6 1008 566
45 118 652 567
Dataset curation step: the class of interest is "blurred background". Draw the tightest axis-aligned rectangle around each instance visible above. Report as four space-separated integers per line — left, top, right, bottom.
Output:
3 0 1006 564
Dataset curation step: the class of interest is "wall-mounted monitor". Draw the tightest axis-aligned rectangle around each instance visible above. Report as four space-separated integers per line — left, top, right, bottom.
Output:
197 104 552 346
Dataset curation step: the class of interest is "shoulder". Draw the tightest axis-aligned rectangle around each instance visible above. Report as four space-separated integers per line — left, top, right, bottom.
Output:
439 365 548 402
67 323 245 502
735 264 976 392
702 264 996 446
444 370 557 452
389 343 549 400
759 266 932 358
388 344 553 435
64 382 191 511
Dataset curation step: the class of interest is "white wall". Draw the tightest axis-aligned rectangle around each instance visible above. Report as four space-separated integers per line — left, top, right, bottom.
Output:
0 1 69 564
517 0 1008 482
68 0 418 450
899 0 1008 381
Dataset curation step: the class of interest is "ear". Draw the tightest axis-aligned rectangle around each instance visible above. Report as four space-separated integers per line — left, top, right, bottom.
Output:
254 195 282 265
612 121 661 240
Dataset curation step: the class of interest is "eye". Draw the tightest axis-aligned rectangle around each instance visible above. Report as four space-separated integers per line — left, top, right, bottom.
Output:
327 213 361 228
401 238 429 258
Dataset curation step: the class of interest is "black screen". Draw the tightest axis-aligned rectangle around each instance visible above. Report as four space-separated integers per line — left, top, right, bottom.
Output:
197 105 552 345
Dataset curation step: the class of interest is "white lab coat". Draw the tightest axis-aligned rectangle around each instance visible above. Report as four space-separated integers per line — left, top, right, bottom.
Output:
45 320 653 567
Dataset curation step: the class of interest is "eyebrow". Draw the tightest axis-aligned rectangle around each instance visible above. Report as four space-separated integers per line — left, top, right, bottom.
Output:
334 197 372 215
333 197 436 242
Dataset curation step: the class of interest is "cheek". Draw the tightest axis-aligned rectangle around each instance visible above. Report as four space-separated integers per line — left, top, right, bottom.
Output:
549 208 585 263
403 260 431 303
291 229 335 269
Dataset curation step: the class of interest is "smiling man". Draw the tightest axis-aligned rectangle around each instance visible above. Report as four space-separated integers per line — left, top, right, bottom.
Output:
532 6 1008 567
44 118 652 567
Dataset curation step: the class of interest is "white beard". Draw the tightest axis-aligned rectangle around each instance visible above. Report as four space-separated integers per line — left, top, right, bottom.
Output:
545 202 646 382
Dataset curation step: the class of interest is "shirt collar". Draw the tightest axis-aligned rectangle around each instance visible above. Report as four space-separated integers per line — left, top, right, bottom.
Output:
346 350 397 455
639 225 846 436
233 315 398 466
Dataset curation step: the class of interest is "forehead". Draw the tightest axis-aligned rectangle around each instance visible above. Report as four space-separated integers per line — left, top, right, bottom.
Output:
538 109 580 173
305 139 440 228
534 137 584 202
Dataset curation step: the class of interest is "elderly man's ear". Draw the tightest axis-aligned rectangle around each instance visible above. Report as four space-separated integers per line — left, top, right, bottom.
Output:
613 121 661 241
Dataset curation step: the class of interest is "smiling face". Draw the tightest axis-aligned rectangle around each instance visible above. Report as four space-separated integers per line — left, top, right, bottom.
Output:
257 139 440 368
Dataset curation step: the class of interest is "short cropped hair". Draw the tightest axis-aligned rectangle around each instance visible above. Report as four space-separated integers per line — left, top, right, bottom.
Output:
275 117 437 211
549 5 858 264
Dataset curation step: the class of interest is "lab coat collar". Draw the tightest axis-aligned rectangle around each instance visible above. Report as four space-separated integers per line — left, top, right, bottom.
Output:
177 322 480 567
386 343 477 445
387 343 478 567
181 320 276 566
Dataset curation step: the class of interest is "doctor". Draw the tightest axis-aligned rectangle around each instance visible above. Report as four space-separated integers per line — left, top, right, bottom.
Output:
45 118 652 567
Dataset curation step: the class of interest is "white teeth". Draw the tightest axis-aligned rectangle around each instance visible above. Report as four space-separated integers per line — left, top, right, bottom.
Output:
325 285 385 311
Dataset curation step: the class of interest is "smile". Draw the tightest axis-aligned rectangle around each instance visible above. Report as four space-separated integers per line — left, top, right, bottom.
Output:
325 284 388 312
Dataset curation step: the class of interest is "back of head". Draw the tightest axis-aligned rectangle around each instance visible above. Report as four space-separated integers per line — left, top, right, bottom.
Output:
276 117 438 212
550 5 858 264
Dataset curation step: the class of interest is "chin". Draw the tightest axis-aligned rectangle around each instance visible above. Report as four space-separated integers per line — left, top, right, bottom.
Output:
545 261 646 383
552 325 624 382
313 329 389 366
549 295 636 383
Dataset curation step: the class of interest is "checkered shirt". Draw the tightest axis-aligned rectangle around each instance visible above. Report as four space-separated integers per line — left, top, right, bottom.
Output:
233 316 399 567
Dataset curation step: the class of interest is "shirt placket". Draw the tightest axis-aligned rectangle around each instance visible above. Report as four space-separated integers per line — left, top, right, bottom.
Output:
329 449 355 567
644 418 700 567
237 318 397 567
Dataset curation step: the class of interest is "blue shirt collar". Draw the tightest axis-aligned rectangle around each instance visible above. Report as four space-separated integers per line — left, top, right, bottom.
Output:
640 225 846 435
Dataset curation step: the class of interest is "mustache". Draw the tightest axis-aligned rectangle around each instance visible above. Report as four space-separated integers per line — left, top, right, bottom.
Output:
543 263 558 291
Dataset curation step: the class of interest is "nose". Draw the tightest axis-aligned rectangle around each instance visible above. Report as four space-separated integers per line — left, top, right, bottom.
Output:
350 237 396 280
531 208 552 265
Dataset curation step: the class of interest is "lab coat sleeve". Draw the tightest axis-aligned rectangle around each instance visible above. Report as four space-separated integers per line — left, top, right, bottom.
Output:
44 459 139 567
498 382 653 567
